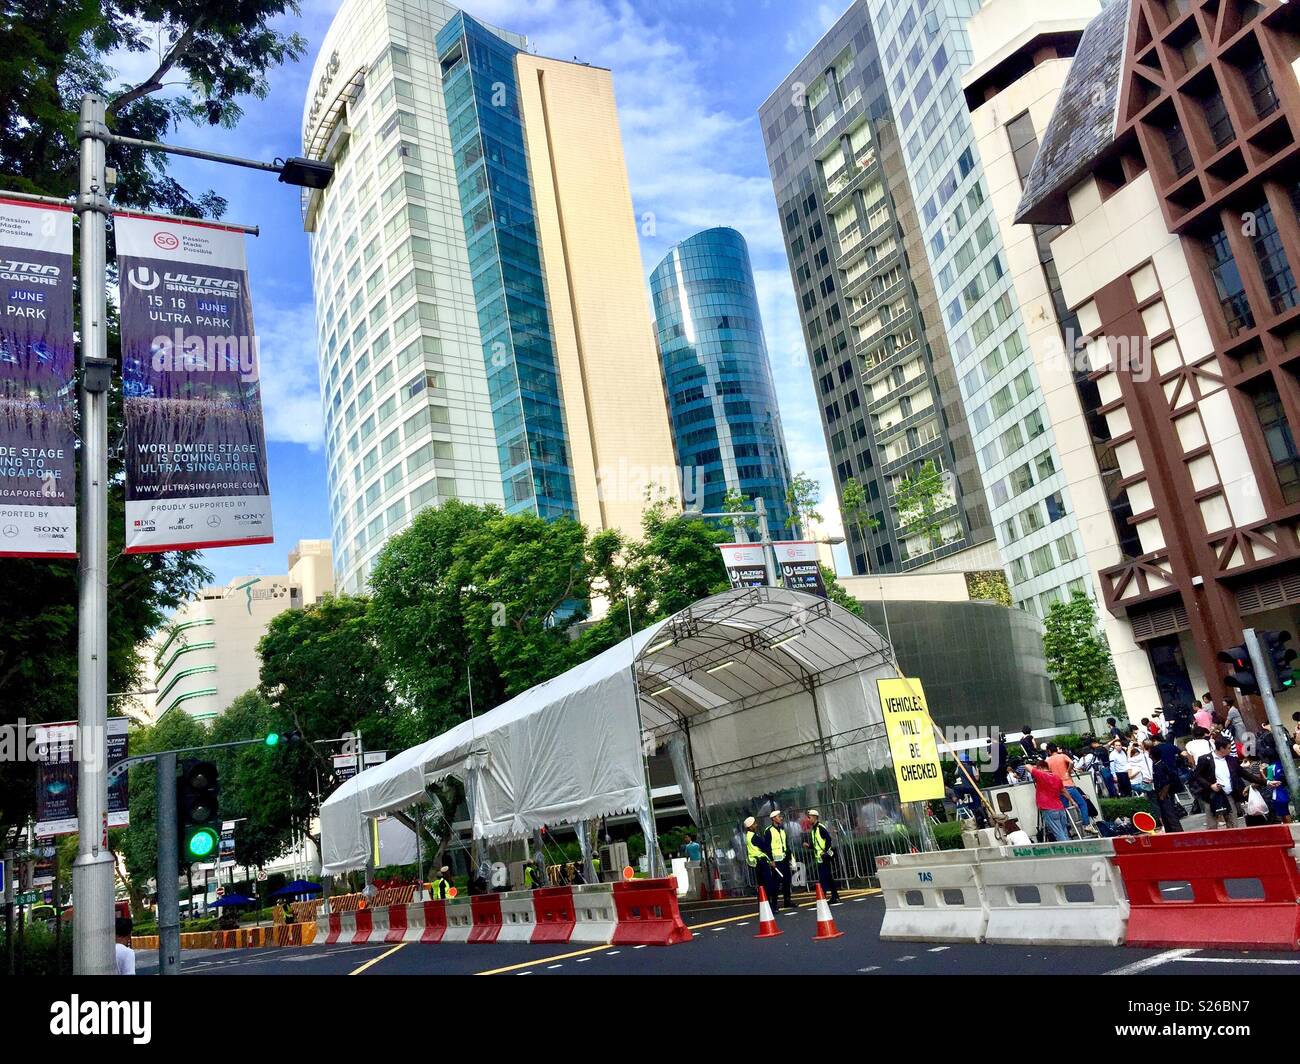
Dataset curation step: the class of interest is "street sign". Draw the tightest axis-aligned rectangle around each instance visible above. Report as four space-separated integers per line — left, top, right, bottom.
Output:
17 891 41 905
215 885 225 899
332 750 388 782
256 868 267 882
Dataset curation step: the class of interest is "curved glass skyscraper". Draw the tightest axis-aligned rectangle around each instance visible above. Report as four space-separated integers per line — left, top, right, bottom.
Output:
650 228 795 536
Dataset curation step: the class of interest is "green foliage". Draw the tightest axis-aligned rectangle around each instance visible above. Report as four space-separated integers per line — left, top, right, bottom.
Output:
1042 590 1122 726
893 459 953 549
1100 796 1155 821
932 820 965 850
965 569 1012 607
784 471 822 532
840 476 881 570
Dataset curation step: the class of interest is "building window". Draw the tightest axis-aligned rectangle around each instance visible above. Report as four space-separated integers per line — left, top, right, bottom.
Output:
1248 200 1297 313
1164 121 1193 177
1204 227 1255 335
1252 382 1300 504
1243 54 1280 119
1202 88 1234 149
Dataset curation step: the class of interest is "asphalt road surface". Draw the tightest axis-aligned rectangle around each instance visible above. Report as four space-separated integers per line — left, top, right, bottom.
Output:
135 889 1298 977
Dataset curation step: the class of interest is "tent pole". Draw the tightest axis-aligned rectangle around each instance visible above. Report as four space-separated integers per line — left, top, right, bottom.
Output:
624 591 662 877
808 680 836 806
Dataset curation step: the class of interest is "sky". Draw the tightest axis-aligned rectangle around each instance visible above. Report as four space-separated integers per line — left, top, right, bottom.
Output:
111 0 851 587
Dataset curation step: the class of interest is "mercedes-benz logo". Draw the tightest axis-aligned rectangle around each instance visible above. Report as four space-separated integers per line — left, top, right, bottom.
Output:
207 515 221 527
2 525 18 538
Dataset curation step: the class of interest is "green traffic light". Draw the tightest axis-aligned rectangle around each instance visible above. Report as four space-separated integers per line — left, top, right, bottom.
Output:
186 827 219 859
265 732 280 746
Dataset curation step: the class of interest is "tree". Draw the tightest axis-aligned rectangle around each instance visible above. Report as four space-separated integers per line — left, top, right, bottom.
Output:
784 471 823 533
0 1 306 844
840 476 881 571
893 459 954 550
1042 590 1122 728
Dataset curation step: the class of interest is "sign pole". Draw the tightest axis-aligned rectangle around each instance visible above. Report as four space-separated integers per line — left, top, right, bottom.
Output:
71 92 116 976
1243 627 1300 819
155 750 180 975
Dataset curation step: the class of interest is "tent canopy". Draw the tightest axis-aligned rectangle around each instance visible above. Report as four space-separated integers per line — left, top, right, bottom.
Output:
320 587 895 874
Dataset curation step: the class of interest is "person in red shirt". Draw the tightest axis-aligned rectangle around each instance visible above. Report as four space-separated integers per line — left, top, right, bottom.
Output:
1045 743 1097 834
1030 761 1071 841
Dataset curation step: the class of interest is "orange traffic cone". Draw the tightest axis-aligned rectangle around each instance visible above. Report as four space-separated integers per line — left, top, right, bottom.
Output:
711 867 726 900
811 883 844 941
754 886 783 938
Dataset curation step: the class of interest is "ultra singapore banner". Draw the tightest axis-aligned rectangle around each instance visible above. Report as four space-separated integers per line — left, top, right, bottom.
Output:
0 198 76 558
116 213 273 552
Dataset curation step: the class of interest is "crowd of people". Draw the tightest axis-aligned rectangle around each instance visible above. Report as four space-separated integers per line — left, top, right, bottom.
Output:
1002 697 1297 840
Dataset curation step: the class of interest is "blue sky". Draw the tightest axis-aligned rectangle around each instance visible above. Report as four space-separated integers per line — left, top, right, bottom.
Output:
113 0 850 587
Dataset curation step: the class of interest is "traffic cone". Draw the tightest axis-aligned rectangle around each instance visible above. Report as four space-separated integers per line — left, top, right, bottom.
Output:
754 886 783 938
711 867 726 900
811 883 844 941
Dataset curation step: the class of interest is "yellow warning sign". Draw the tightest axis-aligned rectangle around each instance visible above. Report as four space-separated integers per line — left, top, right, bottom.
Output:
876 677 944 803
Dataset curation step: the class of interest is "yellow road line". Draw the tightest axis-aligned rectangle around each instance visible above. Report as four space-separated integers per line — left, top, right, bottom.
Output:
349 941 407 975
475 944 613 976
475 888 881 974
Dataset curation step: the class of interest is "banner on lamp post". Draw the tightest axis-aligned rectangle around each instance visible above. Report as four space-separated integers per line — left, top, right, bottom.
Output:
0 198 76 558
116 213 273 553
773 540 827 597
718 542 768 589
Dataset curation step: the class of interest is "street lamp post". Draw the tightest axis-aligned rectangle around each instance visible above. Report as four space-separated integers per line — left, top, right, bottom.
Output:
64 92 331 974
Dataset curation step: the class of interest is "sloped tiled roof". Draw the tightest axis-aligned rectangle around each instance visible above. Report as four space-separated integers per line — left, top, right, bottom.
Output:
1014 0 1132 225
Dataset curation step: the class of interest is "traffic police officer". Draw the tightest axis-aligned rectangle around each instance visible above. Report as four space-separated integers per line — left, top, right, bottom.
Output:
429 865 453 900
806 810 840 903
523 861 540 889
768 809 792 909
744 815 774 899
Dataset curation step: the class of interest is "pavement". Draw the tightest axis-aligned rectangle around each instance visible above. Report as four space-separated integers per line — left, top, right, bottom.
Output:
134 889 1300 976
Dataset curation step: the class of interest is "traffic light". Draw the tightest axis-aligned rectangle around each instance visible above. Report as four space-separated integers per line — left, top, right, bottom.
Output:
176 760 220 863
264 729 302 748
1261 630 1297 690
1218 643 1260 696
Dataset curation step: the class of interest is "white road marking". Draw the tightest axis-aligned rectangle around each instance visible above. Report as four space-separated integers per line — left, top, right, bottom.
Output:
633 944 647 949
517 971 533 976
858 966 880 972
736 922 749 927
547 964 563 969
897 955 915 962
576 957 591 963
605 950 620 956
928 946 949 953
1104 948 1199 975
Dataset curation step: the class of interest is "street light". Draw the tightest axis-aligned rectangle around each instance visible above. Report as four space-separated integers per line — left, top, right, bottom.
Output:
65 93 334 975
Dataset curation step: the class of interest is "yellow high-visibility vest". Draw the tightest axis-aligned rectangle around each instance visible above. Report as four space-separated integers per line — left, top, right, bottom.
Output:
811 824 829 862
768 825 787 860
744 830 765 868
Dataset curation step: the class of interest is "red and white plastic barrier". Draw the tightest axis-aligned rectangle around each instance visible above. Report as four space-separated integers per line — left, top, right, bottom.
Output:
317 878 690 947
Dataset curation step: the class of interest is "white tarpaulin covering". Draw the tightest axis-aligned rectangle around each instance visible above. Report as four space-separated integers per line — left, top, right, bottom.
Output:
321 587 895 874
320 622 669 873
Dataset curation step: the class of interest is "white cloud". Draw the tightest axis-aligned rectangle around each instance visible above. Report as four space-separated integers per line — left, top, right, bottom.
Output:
254 301 325 448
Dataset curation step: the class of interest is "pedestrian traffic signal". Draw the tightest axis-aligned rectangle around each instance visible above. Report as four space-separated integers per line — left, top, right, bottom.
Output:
1260 630 1297 690
1218 644 1260 696
177 760 220 863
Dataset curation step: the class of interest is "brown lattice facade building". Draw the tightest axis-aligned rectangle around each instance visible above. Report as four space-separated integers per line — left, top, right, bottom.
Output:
1006 0 1300 723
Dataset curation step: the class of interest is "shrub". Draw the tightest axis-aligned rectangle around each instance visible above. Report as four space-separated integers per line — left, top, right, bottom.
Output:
1100 796 1155 820
932 821 965 850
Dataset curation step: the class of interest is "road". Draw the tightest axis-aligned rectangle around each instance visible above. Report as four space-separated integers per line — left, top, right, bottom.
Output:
135 889 1298 976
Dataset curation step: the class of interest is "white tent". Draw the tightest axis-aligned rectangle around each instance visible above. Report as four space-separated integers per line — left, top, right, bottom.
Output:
320 587 896 874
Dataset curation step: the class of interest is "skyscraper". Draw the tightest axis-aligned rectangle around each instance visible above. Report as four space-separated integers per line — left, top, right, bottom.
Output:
650 228 795 533
863 0 1093 617
301 0 677 593
760 3 995 575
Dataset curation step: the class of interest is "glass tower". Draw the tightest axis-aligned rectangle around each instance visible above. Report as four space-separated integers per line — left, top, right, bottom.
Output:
649 228 795 535
435 14 578 520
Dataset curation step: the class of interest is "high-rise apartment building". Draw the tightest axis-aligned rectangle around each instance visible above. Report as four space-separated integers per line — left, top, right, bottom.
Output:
141 541 334 723
649 228 796 531
960 0 1158 719
1011 0 1300 717
760 3 995 575
301 0 677 593
863 0 1095 616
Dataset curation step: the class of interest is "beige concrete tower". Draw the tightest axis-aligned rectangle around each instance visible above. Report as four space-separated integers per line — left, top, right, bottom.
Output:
515 56 682 536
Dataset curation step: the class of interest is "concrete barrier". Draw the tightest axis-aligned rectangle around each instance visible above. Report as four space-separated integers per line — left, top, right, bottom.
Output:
878 852 987 944
443 898 473 943
981 850 1128 946
570 884 618 944
498 892 537 943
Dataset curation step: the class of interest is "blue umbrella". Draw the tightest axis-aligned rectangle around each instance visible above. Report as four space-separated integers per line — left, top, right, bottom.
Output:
270 879 322 898
212 894 256 907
